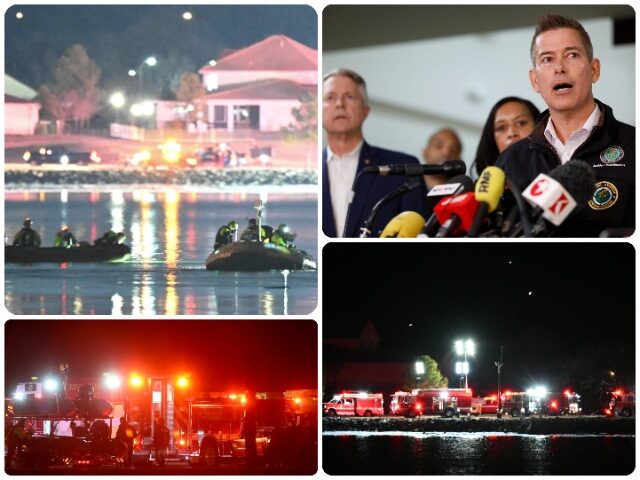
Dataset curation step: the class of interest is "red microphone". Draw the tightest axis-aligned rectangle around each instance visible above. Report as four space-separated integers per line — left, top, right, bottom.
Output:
433 192 480 237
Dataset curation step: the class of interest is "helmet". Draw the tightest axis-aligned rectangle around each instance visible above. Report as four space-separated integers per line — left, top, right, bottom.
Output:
248 218 257 226
228 221 238 230
23 218 33 227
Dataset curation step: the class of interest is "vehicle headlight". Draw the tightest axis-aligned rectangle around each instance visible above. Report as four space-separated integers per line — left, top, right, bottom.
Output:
60 155 70 164
23 151 31 160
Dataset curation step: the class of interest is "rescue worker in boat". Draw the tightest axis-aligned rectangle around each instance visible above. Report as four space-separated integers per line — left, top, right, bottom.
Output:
53 225 77 248
214 221 239 251
270 223 297 248
240 218 266 241
12 217 42 247
94 229 126 246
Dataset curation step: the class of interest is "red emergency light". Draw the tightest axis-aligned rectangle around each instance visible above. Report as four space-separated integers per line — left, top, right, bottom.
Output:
550 400 558 410
416 402 423 412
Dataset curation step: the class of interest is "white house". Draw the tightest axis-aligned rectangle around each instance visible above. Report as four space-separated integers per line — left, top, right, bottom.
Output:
156 34 317 132
5 75 40 135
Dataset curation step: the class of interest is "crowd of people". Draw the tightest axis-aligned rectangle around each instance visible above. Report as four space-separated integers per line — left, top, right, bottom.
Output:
322 14 634 238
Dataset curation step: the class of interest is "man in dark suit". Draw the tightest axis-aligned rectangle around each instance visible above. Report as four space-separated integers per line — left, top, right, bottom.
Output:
322 69 427 237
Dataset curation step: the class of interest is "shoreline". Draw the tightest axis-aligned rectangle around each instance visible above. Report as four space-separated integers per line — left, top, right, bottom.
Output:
322 416 635 435
4 167 318 193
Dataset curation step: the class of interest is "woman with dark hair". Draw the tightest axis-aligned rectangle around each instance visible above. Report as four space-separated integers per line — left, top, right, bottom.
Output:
473 97 541 176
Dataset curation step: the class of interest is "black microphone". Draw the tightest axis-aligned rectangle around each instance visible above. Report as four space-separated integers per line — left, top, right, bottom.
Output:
513 160 596 237
547 159 596 206
362 160 466 177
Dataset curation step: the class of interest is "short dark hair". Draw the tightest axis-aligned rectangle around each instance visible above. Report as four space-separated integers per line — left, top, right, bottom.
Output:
322 68 369 106
473 97 541 176
530 14 593 66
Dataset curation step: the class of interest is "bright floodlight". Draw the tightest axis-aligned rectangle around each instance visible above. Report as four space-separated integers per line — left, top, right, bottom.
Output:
465 339 475 357
104 373 122 390
16 12 24 19
44 377 58 392
455 339 475 356
110 92 125 109
14 392 26 401
415 361 425 375
182 11 193 20
455 361 469 375
128 69 137 77
145 56 157 67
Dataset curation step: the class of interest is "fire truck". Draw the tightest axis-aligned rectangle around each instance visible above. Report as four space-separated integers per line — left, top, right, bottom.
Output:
323 392 384 417
184 393 270 467
411 388 477 418
500 391 531 417
471 395 499 415
545 390 582 416
605 390 635 417
390 391 416 416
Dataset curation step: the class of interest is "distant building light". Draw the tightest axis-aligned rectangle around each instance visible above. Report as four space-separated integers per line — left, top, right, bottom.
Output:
208 60 217 67
205 75 218 91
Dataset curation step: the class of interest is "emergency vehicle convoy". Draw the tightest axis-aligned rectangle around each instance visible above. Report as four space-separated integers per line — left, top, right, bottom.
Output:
7 376 317 470
327 386 632 418
322 392 384 417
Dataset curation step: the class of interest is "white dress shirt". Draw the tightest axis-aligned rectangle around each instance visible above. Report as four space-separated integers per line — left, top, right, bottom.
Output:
327 142 363 237
544 104 601 163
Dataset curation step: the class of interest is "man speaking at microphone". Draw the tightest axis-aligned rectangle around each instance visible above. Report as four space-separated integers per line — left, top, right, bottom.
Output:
496 14 635 237
322 69 428 237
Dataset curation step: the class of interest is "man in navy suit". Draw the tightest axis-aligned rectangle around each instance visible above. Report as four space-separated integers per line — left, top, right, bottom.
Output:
322 69 428 237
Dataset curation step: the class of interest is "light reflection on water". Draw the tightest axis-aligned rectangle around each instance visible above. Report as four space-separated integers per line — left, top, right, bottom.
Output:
5 190 317 315
322 432 635 475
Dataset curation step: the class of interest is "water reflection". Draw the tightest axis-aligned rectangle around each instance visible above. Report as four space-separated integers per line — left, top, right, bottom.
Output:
323 433 635 475
5 190 317 315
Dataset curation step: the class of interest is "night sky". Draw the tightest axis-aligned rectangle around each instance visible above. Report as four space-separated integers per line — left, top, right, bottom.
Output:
5 5 317 89
5 320 317 393
323 243 635 394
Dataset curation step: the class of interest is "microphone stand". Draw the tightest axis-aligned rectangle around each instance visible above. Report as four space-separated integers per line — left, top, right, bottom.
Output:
359 177 421 238
505 178 533 237
343 171 366 238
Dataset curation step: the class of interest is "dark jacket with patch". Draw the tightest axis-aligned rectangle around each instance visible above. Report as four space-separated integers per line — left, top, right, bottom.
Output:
496 100 635 237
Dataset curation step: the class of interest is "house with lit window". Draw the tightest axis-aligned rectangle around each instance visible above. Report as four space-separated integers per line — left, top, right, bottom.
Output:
156 34 317 132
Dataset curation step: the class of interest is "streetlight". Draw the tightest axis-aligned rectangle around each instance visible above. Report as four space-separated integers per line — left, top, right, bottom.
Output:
130 56 158 96
110 92 126 123
454 338 475 390
495 346 504 418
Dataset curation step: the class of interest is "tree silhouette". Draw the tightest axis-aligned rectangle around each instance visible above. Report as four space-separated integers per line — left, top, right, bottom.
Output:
38 44 102 132
404 354 449 390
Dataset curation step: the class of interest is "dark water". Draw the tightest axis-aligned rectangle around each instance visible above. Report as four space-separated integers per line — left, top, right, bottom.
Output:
322 432 635 475
4 189 317 315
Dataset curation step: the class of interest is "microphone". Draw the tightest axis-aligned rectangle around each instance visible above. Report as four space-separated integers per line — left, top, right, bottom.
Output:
380 211 427 238
468 166 506 237
433 192 479 237
418 175 474 237
362 160 466 177
522 160 595 227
